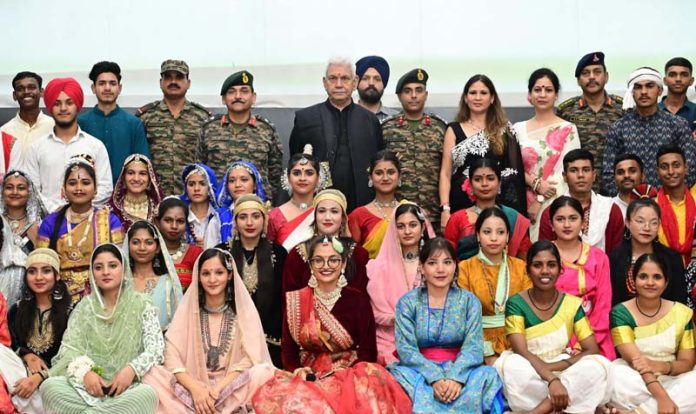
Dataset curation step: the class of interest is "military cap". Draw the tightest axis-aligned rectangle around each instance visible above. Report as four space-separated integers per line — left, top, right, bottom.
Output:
575 52 605 78
356 56 390 87
395 68 428 94
161 59 189 76
220 70 254 95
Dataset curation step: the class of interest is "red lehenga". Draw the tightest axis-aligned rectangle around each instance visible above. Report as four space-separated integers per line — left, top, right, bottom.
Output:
252 287 411 414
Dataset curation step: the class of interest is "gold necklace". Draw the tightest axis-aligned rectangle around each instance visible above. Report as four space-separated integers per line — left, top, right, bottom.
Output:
314 286 342 308
66 208 93 261
372 199 397 219
123 194 149 220
242 252 259 294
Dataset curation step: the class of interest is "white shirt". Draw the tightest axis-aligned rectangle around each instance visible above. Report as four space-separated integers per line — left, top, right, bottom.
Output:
24 128 113 212
188 204 215 245
2 111 55 172
613 195 629 219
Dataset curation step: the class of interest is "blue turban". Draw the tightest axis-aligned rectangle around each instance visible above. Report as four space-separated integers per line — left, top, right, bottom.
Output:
355 55 390 87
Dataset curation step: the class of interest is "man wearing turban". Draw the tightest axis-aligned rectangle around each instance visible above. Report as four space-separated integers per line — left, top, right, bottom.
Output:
24 77 113 211
602 67 696 195
355 55 397 123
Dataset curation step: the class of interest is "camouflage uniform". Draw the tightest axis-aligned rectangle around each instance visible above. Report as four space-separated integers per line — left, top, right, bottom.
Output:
382 112 447 230
137 100 211 195
198 113 283 200
557 93 624 193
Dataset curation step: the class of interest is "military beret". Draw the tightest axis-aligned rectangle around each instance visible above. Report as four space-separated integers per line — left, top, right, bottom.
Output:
355 56 390 87
161 59 189 76
220 71 254 95
575 52 605 78
395 68 428 94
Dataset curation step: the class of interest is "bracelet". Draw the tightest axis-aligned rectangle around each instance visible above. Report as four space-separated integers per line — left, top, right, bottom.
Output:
441 205 451 212
645 380 660 387
532 177 541 193
547 377 560 387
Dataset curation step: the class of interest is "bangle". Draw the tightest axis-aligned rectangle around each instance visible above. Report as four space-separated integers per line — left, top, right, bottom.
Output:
645 380 660 388
532 177 541 193
441 205 451 212
547 377 560 387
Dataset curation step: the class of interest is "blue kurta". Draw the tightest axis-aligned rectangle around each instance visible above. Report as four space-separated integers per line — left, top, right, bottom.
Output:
388 287 504 413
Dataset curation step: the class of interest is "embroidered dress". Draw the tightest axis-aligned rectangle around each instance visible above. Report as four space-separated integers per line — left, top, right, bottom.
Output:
457 253 531 357
494 294 612 413
252 287 411 414
514 120 580 241
610 302 696 412
388 287 504 413
556 243 615 359
40 245 164 414
107 154 164 232
37 207 123 302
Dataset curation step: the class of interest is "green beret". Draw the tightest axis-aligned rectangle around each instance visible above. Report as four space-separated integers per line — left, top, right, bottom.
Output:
220 70 254 95
395 68 428 94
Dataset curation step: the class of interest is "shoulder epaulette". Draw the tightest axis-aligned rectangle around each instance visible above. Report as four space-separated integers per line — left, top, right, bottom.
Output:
202 113 224 127
189 101 213 117
428 113 448 126
253 114 276 129
557 97 579 111
381 114 400 125
135 101 160 117
612 94 623 103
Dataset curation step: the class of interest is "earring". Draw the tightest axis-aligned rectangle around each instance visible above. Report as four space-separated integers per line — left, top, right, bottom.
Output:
153 256 161 268
52 285 63 301
367 178 373 188
420 238 424 249
398 179 402 187
308 272 318 288
338 268 348 288
624 228 631 240
23 288 32 301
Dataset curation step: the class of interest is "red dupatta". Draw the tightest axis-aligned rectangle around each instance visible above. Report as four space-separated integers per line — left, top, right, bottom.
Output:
657 187 696 264
276 208 314 248
286 287 357 376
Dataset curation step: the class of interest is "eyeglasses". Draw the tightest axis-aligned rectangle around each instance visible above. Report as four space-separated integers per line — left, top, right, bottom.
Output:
309 256 342 269
326 76 353 84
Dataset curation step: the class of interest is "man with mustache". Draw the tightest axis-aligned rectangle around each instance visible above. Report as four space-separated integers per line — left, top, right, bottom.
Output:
381 68 447 231
198 70 283 200
355 55 397 123
558 52 624 194
137 60 211 195
659 57 696 134
289 57 383 212
602 67 696 196
2 72 54 172
612 153 645 217
654 144 696 265
538 149 624 253
78 61 151 185
24 78 113 211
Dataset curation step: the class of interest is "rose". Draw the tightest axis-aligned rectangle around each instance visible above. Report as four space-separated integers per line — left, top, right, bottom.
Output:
521 147 539 174
545 125 573 152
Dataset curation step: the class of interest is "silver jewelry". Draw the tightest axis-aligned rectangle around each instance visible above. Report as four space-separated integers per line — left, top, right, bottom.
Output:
291 199 309 210
169 242 187 261
314 286 342 308
373 199 398 219
403 251 419 262
203 302 230 313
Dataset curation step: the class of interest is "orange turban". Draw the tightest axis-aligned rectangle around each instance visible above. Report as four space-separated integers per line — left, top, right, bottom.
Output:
43 77 84 113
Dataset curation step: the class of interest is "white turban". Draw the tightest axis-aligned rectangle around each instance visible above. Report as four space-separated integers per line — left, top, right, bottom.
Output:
623 67 664 110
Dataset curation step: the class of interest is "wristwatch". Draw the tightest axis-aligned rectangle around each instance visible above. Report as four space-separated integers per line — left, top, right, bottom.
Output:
536 194 545 203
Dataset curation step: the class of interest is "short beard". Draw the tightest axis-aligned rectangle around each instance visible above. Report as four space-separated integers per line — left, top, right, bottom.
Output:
358 87 383 105
54 118 77 129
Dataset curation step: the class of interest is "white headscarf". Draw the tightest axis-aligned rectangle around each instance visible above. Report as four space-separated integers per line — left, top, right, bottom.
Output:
623 67 664 110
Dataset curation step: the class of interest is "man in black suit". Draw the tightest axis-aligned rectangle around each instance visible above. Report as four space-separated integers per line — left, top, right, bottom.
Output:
289 57 383 212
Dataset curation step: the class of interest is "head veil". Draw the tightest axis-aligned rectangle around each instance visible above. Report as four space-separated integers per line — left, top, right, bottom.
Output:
123 220 182 330
216 160 267 210
163 248 271 380
179 163 220 209
0 170 47 224
109 154 164 222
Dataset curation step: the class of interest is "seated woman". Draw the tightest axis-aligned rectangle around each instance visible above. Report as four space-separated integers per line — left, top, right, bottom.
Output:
1 249 72 413
125 220 183 331
38 156 124 302
205 160 268 248
282 189 369 295
388 237 504 413
0 170 46 307
178 163 219 248
143 248 276 413
267 145 325 250
40 243 164 413
218 194 287 367
494 240 612 414
348 150 401 259
444 158 530 261
108 154 164 232
252 236 411 413
457 207 531 365
549 196 614 360
366 202 434 365
610 198 688 306
155 197 203 291
609 253 696 413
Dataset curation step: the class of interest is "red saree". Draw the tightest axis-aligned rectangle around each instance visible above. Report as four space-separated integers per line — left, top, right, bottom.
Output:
252 288 411 414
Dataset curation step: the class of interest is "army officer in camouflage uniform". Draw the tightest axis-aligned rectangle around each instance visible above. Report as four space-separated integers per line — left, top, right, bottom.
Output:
198 70 283 201
382 68 447 230
137 59 211 195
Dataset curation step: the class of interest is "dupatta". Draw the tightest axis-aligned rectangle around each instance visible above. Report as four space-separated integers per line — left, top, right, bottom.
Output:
108 154 164 230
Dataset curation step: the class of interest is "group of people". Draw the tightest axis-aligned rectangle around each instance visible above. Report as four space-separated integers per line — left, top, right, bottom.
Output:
0 51 693 414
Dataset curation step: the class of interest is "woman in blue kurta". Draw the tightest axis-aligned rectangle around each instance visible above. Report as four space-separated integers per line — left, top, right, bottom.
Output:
388 237 504 413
